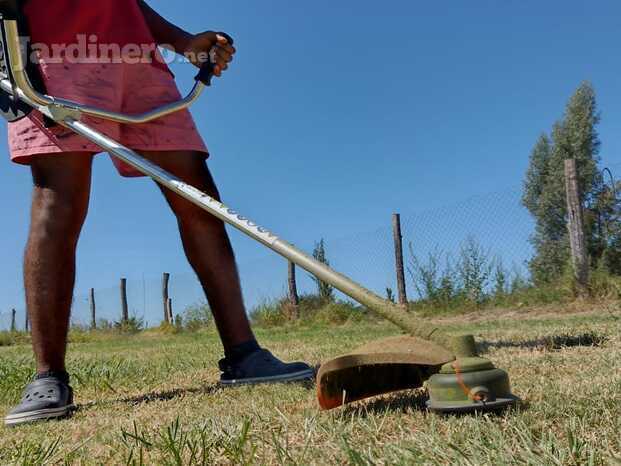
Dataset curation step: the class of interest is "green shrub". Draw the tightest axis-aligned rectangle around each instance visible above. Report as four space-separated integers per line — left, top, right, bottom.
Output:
67 328 95 343
313 302 367 325
250 299 289 328
491 282 572 308
311 239 335 302
156 321 178 335
296 294 328 318
589 263 621 299
249 293 371 328
182 301 212 332
174 314 184 332
97 319 115 330
114 316 144 335
0 332 15 347
0 331 31 347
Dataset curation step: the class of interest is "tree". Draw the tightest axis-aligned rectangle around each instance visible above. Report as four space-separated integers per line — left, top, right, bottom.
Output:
457 236 492 306
522 134 552 215
311 239 335 302
522 82 605 283
593 178 621 274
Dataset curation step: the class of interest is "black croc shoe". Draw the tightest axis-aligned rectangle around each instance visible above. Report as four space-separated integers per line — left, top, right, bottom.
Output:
219 349 314 385
4 372 74 426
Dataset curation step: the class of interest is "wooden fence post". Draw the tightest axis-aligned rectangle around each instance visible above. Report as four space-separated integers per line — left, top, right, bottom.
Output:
167 298 174 324
392 213 408 307
89 288 96 330
162 273 170 324
564 159 589 295
120 278 129 323
287 261 300 320
10 308 16 332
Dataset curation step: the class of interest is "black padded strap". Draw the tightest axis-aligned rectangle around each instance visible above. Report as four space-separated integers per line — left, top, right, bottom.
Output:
0 1 21 20
0 20 33 121
0 0 54 125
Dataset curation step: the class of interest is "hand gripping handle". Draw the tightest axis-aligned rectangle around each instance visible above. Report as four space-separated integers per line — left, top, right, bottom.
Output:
194 32 235 86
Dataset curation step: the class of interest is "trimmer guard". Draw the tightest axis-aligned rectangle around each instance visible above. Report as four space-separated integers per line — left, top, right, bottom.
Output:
317 336 454 410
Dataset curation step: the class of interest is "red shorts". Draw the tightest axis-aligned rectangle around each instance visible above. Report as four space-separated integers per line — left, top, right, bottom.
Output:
7 60 208 177
8 0 208 177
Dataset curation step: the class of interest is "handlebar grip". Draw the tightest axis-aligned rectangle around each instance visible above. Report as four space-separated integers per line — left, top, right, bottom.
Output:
195 61 216 87
194 32 235 87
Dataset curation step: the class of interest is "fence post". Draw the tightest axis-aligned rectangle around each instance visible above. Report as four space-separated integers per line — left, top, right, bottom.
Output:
392 213 408 307
564 159 589 295
89 288 97 330
10 308 16 332
162 272 170 324
120 278 129 323
25 310 29 333
288 261 300 319
167 298 174 324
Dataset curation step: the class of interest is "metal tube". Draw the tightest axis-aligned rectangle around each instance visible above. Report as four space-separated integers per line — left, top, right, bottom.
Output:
51 84 204 124
3 20 205 123
63 117 450 348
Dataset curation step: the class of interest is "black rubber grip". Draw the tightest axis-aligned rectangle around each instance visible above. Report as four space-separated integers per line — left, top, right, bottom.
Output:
195 61 216 87
194 32 235 86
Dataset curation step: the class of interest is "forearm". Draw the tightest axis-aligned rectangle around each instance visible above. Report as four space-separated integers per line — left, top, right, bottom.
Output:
138 1 192 54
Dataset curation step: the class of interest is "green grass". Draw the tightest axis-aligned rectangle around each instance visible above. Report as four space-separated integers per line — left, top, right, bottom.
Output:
0 304 620 465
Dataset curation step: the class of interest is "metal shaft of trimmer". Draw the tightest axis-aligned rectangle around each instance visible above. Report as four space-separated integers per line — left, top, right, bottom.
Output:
64 116 455 350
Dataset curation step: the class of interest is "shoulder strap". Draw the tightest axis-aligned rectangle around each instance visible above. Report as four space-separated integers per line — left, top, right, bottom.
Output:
0 0 54 125
0 1 21 20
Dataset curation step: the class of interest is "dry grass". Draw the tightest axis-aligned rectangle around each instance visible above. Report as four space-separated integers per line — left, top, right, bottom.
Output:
0 305 619 465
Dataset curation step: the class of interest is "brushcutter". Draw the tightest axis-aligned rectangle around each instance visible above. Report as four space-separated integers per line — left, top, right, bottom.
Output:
0 7 519 413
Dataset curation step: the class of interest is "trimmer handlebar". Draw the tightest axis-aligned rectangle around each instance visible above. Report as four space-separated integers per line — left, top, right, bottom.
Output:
1 19 223 124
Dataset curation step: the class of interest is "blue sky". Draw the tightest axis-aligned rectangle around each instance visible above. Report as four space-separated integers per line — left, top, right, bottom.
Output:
1 0 621 326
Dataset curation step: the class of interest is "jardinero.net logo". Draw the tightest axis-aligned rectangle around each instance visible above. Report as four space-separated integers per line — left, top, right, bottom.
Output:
18 35 205 65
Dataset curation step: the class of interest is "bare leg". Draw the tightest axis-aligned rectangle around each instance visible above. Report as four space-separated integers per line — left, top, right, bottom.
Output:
140 150 255 349
24 152 94 373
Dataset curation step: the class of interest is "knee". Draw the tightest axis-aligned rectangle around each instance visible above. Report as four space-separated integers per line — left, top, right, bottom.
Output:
30 188 89 241
175 200 226 232
167 184 223 230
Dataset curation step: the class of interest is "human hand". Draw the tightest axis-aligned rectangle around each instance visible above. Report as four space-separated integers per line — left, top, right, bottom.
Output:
184 31 235 77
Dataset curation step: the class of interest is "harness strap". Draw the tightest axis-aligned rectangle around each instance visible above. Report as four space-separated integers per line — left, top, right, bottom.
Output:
0 0 53 125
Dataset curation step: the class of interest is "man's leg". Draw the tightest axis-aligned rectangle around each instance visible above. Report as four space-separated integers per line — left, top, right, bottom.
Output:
140 150 254 350
24 152 94 373
139 150 312 384
5 152 93 426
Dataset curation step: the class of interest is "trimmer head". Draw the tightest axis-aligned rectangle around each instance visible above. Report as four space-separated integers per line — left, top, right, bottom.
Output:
426 357 520 413
317 335 520 413
317 336 454 410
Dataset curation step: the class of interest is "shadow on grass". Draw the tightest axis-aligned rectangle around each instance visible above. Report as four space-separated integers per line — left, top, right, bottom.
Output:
75 383 223 411
339 390 429 417
338 391 528 418
478 331 608 353
120 384 223 405
76 377 316 413
429 399 528 419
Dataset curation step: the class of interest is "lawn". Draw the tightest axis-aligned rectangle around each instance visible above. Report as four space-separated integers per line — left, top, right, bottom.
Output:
0 303 619 465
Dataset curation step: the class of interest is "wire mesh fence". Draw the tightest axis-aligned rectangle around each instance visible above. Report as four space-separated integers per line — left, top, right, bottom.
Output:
0 309 15 332
1 162 619 331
